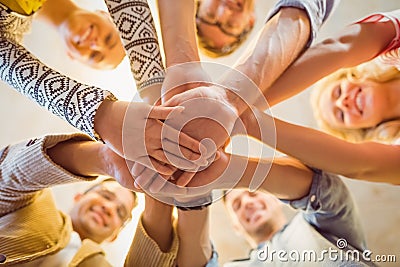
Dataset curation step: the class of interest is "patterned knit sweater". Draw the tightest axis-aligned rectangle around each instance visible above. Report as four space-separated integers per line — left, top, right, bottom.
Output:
0 0 164 139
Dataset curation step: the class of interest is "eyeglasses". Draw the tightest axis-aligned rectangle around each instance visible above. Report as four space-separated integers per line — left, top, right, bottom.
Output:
195 2 252 55
196 14 246 38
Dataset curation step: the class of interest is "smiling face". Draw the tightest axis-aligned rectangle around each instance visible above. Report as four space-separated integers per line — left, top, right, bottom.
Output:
318 78 392 130
59 9 125 69
70 181 136 243
196 0 255 56
225 190 284 244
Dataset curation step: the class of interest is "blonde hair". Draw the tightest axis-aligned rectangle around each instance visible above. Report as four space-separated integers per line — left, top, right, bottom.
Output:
311 59 400 144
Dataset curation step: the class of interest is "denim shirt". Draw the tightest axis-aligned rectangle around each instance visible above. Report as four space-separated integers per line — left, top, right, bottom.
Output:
222 170 374 267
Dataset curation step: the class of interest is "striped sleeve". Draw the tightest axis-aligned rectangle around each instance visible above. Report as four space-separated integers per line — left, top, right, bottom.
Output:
0 133 98 216
124 214 179 267
355 9 400 64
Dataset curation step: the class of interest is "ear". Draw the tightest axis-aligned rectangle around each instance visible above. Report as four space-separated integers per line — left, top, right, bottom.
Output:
74 193 83 202
248 14 255 28
66 49 75 60
97 10 113 22
107 227 121 242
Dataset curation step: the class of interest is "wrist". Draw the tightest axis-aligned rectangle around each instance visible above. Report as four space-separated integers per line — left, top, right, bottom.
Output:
219 71 261 115
94 99 124 147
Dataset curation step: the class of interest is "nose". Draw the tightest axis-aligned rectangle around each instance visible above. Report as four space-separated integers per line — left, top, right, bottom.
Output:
101 202 115 218
242 195 256 210
336 95 349 109
216 4 232 23
90 38 101 51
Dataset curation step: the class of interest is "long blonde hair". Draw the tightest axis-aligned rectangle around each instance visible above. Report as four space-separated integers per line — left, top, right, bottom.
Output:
310 59 400 144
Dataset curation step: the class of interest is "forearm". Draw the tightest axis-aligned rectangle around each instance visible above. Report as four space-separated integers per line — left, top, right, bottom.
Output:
125 195 178 267
240 106 400 184
266 21 396 106
0 134 97 216
0 39 114 139
142 195 174 252
231 155 313 201
47 139 109 177
177 208 212 267
221 7 311 113
274 118 400 184
157 0 200 67
104 0 165 93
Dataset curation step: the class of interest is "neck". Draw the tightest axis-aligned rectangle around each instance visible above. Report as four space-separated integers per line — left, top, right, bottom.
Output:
36 0 77 27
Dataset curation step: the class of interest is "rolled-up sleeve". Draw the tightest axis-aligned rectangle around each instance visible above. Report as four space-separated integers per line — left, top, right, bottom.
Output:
124 214 179 267
281 169 367 252
266 0 340 46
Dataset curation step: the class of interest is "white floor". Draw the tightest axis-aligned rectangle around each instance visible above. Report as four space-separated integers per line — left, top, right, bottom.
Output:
0 0 399 266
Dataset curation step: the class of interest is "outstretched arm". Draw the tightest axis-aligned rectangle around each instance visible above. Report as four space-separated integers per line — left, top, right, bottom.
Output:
124 195 179 267
177 208 213 267
266 12 397 106
0 134 127 216
239 108 400 184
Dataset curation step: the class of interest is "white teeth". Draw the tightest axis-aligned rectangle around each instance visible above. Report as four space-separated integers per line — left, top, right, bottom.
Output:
355 90 363 114
80 26 92 44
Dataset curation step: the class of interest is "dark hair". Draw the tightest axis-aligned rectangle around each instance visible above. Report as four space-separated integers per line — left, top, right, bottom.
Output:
222 189 229 203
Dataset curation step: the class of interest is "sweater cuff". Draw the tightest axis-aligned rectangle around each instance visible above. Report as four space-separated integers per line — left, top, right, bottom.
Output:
125 214 179 267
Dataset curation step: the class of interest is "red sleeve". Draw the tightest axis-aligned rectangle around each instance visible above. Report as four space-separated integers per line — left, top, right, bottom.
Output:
355 9 400 55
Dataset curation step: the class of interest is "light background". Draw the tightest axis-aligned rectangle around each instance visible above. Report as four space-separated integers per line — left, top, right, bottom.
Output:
0 0 399 266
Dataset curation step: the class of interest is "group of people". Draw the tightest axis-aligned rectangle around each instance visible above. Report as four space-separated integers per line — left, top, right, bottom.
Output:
0 0 399 266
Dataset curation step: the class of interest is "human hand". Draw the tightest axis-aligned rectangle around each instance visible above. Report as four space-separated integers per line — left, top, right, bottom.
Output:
94 100 208 175
162 85 244 173
161 62 211 102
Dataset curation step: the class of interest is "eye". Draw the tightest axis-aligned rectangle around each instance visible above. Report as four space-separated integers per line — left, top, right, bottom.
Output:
89 51 101 61
99 190 112 200
333 86 342 99
232 199 241 211
335 108 345 123
117 206 127 221
105 33 112 46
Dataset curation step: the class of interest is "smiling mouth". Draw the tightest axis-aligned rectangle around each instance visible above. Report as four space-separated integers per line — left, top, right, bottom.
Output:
90 208 107 227
354 88 363 115
76 25 93 46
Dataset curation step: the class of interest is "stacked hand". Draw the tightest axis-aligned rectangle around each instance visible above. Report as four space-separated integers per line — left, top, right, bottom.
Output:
94 100 209 176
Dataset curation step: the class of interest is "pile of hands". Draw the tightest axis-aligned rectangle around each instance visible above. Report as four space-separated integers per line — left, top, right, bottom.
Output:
105 62 270 207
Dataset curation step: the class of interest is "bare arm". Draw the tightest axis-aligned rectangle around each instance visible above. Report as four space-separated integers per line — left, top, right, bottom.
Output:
220 7 312 113
240 108 400 184
177 208 212 267
141 196 174 252
157 0 200 67
187 151 313 201
266 20 396 106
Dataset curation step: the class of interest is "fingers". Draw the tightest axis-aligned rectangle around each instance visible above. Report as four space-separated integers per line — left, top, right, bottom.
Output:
134 167 158 189
162 92 193 107
148 105 185 120
145 157 177 176
162 124 207 155
174 171 197 187
152 149 201 171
